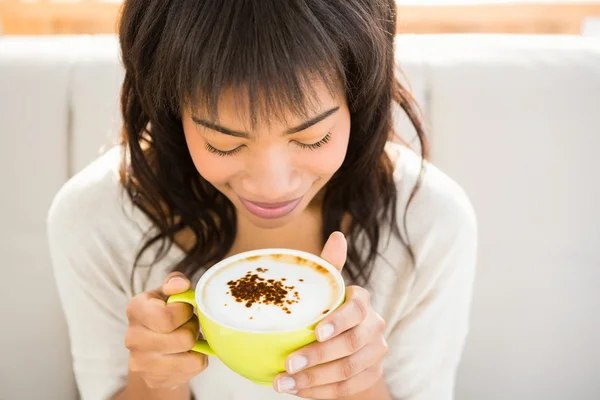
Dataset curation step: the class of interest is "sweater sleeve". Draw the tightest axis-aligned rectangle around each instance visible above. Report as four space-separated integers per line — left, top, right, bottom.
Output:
383 163 478 400
46 173 132 400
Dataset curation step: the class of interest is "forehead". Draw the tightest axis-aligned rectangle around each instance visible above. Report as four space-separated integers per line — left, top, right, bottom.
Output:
188 76 343 132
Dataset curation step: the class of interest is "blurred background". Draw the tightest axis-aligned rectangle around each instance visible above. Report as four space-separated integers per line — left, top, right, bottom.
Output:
1 0 600 35
1 1 599 400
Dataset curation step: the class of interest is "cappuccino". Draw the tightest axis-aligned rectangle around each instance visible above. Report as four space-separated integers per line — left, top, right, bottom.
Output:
201 254 342 331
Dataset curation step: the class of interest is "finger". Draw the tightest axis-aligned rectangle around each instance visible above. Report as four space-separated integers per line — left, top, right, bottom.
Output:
161 272 192 296
275 343 386 393
126 314 200 354
128 290 194 334
299 365 384 399
129 350 208 376
142 372 200 390
314 286 373 342
320 231 347 272
288 365 383 399
285 312 382 375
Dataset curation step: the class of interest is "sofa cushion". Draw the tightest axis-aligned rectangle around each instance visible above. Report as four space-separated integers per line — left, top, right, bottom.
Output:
0 36 80 400
421 34 600 400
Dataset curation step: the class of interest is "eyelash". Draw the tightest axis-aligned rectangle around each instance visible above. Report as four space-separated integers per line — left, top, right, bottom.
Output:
295 132 332 150
205 143 242 157
205 132 332 157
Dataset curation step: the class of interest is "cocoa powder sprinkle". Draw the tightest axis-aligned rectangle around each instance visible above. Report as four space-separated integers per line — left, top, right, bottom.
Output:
226 267 300 312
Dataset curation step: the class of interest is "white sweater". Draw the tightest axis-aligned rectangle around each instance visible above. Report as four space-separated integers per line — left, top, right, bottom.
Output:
47 142 477 400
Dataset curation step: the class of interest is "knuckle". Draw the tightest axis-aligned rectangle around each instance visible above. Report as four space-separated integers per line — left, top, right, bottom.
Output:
192 354 208 373
377 315 386 331
362 288 372 304
149 331 167 353
157 310 178 334
351 286 370 304
352 297 369 321
300 369 316 387
311 344 326 364
125 300 138 321
124 329 136 350
334 381 351 398
169 357 186 374
176 329 197 351
176 353 204 375
341 358 357 380
345 329 362 353
381 338 389 355
365 365 384 385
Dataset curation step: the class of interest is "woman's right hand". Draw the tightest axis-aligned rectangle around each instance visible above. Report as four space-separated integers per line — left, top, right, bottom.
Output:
124 272 208 389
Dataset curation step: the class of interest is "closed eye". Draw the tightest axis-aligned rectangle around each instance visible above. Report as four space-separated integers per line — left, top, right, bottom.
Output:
295 132 332 150
205 142 243 156
205 132 332 156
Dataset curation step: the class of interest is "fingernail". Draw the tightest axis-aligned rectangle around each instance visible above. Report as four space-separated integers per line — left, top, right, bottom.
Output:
276 376 296 392
317 323 334 341
168 277 187 288
287 355 308 373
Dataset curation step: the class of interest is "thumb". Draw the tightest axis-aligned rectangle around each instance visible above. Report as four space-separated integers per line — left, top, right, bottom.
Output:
320 231 347 272
161 272 191 296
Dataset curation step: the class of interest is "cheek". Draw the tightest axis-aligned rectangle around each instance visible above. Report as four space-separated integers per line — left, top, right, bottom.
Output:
302 128 350 177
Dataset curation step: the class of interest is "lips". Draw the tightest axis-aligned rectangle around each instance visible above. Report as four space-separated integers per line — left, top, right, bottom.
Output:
239 197 303 219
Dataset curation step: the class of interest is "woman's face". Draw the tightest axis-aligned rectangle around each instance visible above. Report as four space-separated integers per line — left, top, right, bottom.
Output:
182 81 351 229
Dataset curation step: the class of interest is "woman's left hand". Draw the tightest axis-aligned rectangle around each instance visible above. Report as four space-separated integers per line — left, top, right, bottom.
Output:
273 232 389 399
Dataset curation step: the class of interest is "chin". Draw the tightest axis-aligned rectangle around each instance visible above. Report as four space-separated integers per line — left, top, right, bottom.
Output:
243 213 297 229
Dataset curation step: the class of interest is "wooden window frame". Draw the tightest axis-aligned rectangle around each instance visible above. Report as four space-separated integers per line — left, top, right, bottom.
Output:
0 2 599 35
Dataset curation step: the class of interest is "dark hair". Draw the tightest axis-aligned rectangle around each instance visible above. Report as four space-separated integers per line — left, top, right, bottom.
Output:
118 0 427 289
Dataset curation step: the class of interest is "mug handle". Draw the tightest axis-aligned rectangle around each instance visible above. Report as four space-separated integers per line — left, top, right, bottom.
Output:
167 290 216 357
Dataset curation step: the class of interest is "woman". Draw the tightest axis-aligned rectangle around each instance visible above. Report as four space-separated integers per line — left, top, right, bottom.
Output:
47 0 477 399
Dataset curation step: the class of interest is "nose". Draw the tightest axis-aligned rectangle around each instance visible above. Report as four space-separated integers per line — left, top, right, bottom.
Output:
242 147 302 201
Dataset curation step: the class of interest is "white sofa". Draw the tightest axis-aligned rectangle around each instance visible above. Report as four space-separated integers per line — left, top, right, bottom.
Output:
1 34 599 400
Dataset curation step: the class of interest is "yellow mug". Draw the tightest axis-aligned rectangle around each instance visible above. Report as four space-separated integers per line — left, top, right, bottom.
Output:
167 248 346 386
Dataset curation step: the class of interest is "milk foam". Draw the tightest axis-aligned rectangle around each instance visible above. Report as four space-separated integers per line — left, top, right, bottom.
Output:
201 255 340 331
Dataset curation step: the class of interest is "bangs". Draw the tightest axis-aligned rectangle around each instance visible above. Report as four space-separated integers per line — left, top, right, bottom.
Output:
157 0 346 128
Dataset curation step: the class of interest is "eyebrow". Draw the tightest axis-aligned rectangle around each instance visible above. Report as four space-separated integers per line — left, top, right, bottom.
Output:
191 106 340 138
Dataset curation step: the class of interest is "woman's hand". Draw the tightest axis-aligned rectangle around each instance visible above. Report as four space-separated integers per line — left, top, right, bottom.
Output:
273 232 389 399
124 273 208 389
